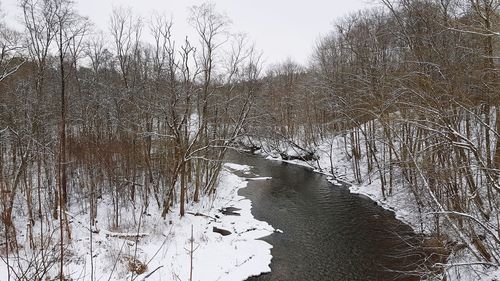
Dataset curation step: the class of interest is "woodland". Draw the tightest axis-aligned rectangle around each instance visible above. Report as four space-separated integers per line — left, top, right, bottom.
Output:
0 0 499 280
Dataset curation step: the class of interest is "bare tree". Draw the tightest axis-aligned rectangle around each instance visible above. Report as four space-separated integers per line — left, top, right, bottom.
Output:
0 9 24 83
110 6 142 89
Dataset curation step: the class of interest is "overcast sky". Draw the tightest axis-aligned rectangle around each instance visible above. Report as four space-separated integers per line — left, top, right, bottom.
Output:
1 0 375 67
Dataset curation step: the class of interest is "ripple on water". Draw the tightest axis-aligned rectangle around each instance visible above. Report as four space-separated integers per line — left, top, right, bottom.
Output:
226 152 420 281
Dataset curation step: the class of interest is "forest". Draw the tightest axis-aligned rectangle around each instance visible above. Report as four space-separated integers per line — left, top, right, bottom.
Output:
0 0 499 280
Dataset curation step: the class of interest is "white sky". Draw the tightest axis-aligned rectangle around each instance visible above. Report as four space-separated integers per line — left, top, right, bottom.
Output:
1 0 375 67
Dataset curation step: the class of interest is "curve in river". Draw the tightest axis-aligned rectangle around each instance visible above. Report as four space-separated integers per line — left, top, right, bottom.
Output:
227 151 420 281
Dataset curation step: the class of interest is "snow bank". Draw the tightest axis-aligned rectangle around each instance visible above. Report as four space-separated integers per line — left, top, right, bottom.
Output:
132 166 275 281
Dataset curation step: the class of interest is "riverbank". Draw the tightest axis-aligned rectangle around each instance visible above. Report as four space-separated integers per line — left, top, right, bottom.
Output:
250 137 500 281
0 163 275 281
257 139 426 233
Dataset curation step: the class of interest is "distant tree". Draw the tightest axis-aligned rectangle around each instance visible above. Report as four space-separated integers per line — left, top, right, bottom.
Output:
0 11 24 82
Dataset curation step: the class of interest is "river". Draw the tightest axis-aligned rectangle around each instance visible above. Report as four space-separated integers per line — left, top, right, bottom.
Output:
226 151 421 281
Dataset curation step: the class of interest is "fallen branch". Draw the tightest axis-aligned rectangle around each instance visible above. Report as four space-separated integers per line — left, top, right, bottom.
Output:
434 261 499 268
139 265 164 280
186 212 217 220
101 230 149 239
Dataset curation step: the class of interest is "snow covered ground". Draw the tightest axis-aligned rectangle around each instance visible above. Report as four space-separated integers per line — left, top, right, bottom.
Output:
0 163 275 281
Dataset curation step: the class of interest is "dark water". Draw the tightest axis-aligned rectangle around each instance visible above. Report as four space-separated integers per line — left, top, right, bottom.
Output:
226 151 420 281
